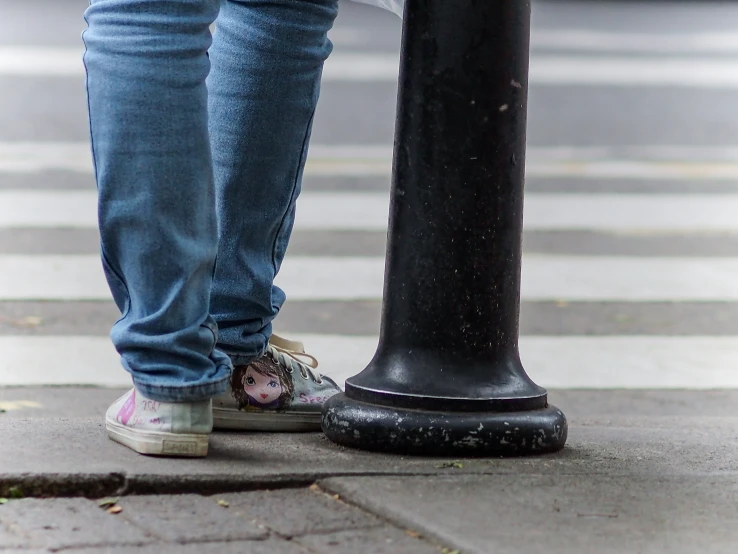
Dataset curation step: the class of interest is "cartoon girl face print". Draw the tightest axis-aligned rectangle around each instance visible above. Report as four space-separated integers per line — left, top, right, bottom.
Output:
231 358 295 410
243 366 282 406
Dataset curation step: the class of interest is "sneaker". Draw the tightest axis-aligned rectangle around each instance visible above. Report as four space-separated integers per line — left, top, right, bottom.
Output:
105 388 212 457
213 335 342 431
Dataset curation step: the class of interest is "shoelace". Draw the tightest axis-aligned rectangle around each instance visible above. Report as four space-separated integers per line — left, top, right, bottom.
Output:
267 334 323 384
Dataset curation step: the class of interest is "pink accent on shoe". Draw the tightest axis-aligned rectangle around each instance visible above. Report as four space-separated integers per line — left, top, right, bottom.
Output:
118 390 136 425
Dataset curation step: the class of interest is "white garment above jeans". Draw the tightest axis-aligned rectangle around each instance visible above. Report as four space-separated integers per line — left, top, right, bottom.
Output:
350 0 404 18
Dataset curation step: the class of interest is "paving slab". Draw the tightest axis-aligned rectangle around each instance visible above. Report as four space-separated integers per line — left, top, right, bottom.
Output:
321 474 738 554
2 415 737 497
0 490 447 553
0 498 153 550
114 494 268 543
217 487 382 538
0 490 426 553
295 526 443 554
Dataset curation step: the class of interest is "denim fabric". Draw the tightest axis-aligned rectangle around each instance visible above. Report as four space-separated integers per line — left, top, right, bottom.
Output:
82 0 338 402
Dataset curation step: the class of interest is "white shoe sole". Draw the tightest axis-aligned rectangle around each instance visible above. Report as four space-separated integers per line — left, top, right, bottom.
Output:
106 419 209 457
212 407 322 432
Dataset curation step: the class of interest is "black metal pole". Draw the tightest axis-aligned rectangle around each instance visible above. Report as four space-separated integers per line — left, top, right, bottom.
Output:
322 0 567 456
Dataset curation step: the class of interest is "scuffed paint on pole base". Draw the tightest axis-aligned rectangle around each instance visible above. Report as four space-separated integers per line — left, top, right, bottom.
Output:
322 394 568 457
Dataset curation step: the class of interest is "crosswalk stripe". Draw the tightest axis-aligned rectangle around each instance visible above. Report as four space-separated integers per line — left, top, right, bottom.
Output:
3 189 738 233
334 27 738 55
3 254 738 302
530 56 738 89
10 142 738 180
525 160 738 180
329 53 738 90
530 30 738 54
0 190 96 228
0 142 92 173
0 47 83 76
3 334 738 388
7 47 738 88
275 255 738 302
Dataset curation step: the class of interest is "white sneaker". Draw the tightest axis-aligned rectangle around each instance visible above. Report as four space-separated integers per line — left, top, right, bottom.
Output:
213 335 341 431
105 389 212 457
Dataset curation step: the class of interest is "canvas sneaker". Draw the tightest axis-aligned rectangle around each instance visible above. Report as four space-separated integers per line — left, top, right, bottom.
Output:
213 334 341 431
105 388 212 457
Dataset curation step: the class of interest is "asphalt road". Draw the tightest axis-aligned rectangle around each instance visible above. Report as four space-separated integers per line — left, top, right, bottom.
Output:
2 0 738 413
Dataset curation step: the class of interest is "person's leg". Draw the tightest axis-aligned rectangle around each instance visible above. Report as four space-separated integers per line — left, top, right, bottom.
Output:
207 0 342 429
83 0 231 455
208 0 338 360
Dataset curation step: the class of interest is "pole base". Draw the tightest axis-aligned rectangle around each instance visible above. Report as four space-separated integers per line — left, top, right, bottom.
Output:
322 393 568 457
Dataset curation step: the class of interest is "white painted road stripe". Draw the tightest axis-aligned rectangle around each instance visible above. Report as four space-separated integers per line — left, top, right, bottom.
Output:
0 47 83 76
328 55 738 89
0 143 92 173
521 194 738 233
531 30 738 54
3 334 738 389
334 28 738 55
4 189 738 233
530 56 738 89
0 190 97 228
281 256 738 302
12 142 738 180
3 254 738 302
8 47 738 89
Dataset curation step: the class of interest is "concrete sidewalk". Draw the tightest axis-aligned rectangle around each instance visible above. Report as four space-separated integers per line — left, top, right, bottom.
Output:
1 388 738 553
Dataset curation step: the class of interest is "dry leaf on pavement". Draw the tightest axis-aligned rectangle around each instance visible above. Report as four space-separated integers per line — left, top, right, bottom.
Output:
97 497 119 508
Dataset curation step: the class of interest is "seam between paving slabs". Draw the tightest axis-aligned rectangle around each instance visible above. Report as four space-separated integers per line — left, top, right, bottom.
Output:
288 484 452 554
0 469 578 498
308 482 460 554
229 486 387 545
4 468 736 498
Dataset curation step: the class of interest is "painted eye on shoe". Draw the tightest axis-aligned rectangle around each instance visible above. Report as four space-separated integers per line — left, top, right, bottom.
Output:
268 380 278 388
245 376 256 386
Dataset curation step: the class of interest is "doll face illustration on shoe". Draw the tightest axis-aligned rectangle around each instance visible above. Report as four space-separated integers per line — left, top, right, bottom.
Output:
231 358 295 410
244 367 282 405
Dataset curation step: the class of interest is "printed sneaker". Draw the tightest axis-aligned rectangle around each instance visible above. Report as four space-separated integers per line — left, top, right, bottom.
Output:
105 389 212 457
213 334 341 431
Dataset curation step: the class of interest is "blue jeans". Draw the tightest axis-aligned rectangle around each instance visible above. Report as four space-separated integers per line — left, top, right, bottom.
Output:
82 0 338 402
